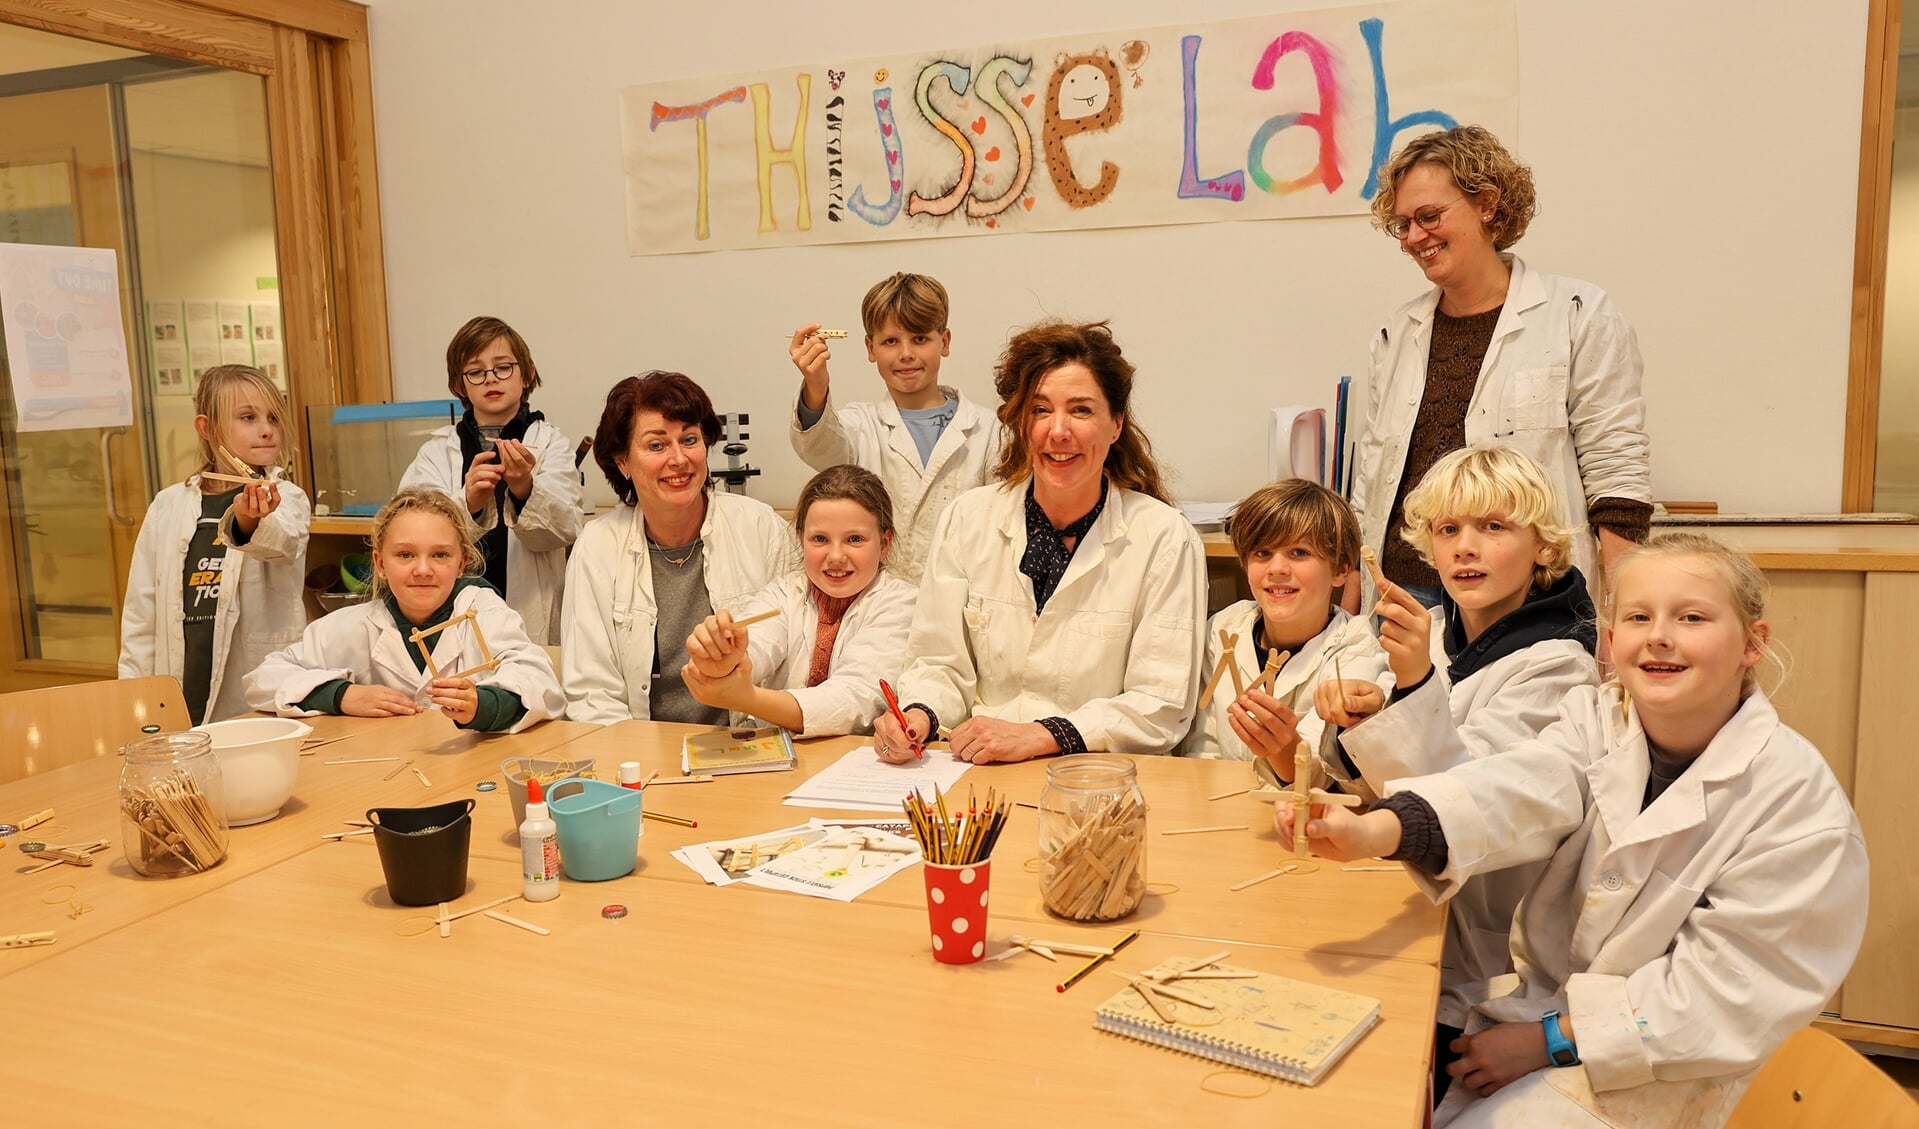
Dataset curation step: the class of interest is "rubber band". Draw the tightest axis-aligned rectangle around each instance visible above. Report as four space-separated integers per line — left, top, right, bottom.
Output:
1199 1069 1273 1098
1146 881 1182 895
40 883 92 919
396 917 439 937
1022 856 1042 874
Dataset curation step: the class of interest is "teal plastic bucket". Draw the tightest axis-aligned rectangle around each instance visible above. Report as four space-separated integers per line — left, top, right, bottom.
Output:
545 777 640 882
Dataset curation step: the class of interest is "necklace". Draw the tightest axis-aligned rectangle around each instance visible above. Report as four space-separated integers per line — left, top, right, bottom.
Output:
648 538 701 568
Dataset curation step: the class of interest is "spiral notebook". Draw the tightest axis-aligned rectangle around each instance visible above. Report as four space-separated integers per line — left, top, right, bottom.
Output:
1093 958 1379 1084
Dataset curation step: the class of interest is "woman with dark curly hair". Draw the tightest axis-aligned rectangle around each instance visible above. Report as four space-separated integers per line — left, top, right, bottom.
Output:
873 321 1206 765
561 371 797 724
1349 125 1651 614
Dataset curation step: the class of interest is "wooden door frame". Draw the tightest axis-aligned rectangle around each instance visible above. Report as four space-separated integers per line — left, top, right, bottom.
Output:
1847 0 1902 511
0 0 395 487
0 0 392 689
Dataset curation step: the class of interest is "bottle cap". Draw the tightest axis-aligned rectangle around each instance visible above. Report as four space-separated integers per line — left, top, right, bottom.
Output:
619 761 642 785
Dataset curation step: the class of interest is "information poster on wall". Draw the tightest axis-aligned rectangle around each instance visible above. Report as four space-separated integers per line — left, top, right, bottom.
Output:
216 300 251 365
0 241 133 432
621 0 1516 253
147 298 190 397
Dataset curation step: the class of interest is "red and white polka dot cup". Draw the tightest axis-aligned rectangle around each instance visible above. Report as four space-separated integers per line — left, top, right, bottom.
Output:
923 858 992 964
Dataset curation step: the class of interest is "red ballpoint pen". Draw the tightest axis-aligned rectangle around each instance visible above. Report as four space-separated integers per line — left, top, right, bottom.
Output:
878 679 923 759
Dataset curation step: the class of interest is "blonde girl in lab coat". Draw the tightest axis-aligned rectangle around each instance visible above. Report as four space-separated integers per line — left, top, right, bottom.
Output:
681 464 916 736
873 320 1206 765
119 364 308 724
1178 478 1391 775
245 489 562 733
561 371 799 725
1287 533 1868 1128
399 315 581 644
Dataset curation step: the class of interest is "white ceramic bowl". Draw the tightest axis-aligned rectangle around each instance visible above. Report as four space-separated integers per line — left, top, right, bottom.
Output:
194 717 311 826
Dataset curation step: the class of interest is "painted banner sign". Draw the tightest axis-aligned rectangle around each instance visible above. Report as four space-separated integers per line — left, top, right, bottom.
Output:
621 0 1516 254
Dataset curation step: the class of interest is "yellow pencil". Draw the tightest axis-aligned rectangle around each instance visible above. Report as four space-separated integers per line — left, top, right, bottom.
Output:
1057 929 1140 992
642 810 699 828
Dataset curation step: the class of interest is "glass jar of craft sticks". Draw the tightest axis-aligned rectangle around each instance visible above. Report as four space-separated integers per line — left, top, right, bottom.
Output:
1037 754 1147 921
118 732 230 877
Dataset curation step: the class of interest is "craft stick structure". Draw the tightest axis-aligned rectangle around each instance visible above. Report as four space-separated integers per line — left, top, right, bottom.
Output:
1247 649 1290 697
1288 740 1360 857
1196 630 1239 710
408 609 502 681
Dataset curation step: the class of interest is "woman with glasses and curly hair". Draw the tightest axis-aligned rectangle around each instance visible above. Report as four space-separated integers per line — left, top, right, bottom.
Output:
1349 126 1651 617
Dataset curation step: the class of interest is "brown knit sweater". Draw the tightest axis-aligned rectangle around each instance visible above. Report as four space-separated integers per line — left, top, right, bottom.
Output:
1382 305 1650 590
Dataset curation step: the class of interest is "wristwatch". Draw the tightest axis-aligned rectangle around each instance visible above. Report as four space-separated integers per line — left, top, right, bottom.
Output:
1541 1010 1580 1067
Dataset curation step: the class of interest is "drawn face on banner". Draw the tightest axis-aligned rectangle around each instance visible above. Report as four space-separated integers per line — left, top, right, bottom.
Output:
1058 61 1113 121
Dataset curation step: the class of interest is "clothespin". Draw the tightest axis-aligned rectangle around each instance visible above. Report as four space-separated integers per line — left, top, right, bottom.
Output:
1289 740 1361 858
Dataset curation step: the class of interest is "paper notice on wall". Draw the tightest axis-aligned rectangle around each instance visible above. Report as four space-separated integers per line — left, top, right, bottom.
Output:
148 298 184 346
152 341 190 397
253 340 285 391
0 242 133 432
249 301 279 345
217 300 251 364
188 342 220 388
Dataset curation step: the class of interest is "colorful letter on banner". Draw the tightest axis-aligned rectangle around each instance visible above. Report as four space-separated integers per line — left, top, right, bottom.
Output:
621 0 1517 253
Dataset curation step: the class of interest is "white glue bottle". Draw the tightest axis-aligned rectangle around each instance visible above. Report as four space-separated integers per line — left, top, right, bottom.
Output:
520 776 560 901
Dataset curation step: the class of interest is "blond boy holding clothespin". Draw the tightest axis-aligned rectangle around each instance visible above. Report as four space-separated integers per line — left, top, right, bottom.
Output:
1180 481 1391 796
1311 446 1600 1098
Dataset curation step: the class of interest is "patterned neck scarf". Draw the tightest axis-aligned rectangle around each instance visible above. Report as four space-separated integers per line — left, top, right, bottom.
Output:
806 584 858 686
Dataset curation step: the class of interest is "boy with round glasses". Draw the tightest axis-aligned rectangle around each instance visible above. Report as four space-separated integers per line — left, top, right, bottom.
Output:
399 315 581 644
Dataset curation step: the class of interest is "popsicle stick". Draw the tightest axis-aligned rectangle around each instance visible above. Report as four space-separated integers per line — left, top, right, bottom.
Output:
437 903 451 939
300 735 352 754
1139 978 1217 1009
447 657 503 682
382 760 412 781
1220 630 1246 697
442 894 522 923
649 775 713 786
1342 865 1401 872
1206 787 1250 801
1182 950 1233 971
484 910 549 936
1195 631 1237 710
200 471 259 486
1160 825 1248 836
320 828 374 840
731 607 782 629
1116 975 1177 1023
326 756 399 765
412 766 432 788
215 443 260 478
1229 863 1301 892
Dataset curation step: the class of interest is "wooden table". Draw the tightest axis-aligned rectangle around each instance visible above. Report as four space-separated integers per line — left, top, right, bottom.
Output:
1 724 1442 1126
554 724 1445 967
0 710 592 976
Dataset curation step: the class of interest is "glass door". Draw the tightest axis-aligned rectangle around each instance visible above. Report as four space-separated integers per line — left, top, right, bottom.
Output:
0 24 282 691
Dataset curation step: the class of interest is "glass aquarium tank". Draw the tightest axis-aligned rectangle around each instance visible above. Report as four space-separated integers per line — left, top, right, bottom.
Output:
307 399 459 515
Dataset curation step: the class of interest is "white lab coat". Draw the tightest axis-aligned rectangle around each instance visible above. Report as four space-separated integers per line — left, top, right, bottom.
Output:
397 418 582 644
1339 623 1599 1028
1179 604 1391 769
790 386 1003 583
1350 255 1650 610
1388 686 1868 1128
561 492 799 726
898 482 1206 754
243 583 563 733
118 477 311 723
728 570 917 737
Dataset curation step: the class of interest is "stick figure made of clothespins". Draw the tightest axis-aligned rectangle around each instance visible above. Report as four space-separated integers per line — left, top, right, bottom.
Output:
1288 740 1360 858
408 609 502 682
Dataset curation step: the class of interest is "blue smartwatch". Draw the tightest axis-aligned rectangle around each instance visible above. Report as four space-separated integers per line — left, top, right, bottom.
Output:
1542 1010 1579 1067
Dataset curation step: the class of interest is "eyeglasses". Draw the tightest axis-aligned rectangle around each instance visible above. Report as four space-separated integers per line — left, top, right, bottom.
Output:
1382 195 1467 240
461 361 520 385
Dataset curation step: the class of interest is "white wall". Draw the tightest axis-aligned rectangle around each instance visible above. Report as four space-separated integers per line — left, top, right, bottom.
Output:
363 0 1868 512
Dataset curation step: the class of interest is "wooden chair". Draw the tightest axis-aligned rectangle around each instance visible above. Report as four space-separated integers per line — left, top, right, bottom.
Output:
0 676 189 786
1726 1027 1919 1128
